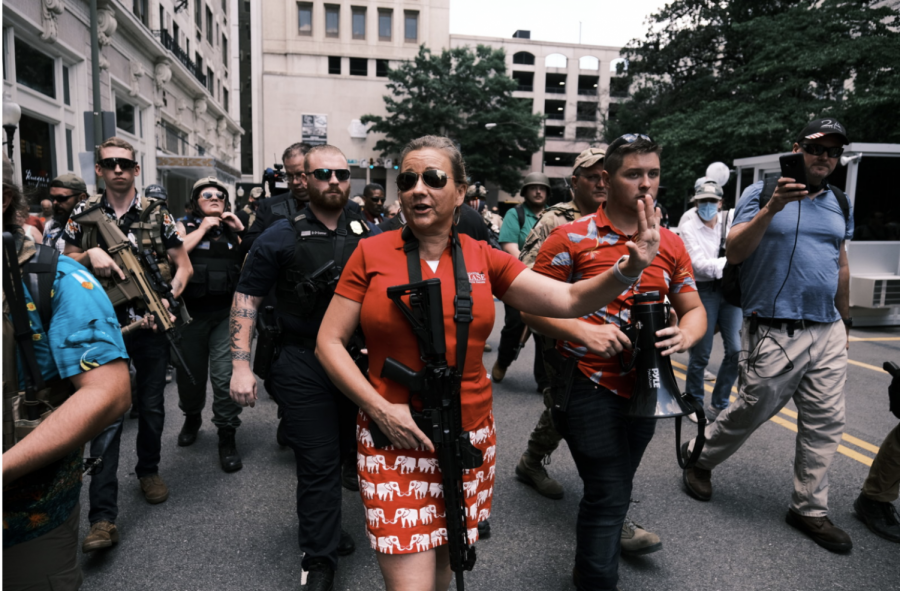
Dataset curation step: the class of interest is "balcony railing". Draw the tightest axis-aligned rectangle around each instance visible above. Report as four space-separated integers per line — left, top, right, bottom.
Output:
516 85 534 92
545 86 566 94
153 29 207 87
577 88 598 96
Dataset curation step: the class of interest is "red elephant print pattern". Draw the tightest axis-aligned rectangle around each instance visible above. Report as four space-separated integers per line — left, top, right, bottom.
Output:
356 410 497 554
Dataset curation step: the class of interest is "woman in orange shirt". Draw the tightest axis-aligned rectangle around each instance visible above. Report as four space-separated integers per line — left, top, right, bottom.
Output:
317 135 661 591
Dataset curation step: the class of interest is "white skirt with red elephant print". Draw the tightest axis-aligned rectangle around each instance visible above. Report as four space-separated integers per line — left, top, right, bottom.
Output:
356 410 497 555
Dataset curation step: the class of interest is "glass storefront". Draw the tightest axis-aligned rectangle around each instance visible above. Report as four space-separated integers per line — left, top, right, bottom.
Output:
19 113 56 206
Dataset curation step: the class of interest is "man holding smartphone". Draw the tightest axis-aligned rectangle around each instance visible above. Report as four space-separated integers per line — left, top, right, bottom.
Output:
681 118 854 553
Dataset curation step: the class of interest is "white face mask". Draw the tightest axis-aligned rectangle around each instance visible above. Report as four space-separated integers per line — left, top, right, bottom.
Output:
697 202 719 222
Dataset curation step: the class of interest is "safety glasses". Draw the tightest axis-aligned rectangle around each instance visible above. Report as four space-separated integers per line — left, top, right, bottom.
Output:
396 170 451 192
97 157 137 171
606 134 654 156
200 191 225 201
800 144 844 158
309 168 351 182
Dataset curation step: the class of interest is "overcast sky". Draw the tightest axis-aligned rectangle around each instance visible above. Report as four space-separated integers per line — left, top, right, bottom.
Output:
449 0 671 49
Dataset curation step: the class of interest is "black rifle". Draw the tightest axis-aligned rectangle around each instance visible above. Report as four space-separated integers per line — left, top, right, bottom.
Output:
369 278 482 591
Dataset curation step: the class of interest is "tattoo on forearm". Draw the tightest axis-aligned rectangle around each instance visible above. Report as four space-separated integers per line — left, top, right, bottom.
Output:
229 317 242 348
231 351 251 361
171 278 183 293
230 307 258 320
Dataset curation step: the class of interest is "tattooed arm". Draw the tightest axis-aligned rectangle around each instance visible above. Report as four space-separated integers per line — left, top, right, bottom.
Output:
229 291 263 407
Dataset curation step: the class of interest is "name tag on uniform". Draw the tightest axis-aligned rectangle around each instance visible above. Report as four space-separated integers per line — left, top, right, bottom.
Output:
300 231 328 237
198 241 211 250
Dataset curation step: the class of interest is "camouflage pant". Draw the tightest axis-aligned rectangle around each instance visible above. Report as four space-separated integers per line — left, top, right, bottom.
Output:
526 334 565 459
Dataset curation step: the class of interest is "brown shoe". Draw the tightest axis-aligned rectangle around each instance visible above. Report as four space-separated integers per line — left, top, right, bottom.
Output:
491 361 507 383
139 474 169 504
681 442 712 501
82 521 119 553
515 452 564 499
785 510 853 553
620 517 662 556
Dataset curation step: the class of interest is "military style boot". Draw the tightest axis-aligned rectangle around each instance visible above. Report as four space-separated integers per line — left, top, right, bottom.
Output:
218 427 243 473
515 451 564 499
177 413 202 447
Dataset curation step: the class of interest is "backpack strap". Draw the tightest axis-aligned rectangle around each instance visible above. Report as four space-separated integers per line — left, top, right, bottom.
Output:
831 186 850 223
21 244 59 331
516 204 525 229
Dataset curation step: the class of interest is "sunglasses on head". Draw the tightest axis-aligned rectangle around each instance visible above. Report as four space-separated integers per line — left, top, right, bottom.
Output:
98 157 137 171
606 134 654 156
309 168 351 182
800 143 844 158
396 170 451 192
200 190 225 201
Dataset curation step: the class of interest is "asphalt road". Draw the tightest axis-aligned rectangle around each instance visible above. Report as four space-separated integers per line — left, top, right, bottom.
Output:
79 305 900 591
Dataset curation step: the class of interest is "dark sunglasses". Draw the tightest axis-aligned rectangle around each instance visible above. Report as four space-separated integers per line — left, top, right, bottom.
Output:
396 170 451 192
368 197 385 203
51 192 79 202
800 143 844 158
606 134 654 156
309 168 351 182
200 190 225 201
98 157 137 171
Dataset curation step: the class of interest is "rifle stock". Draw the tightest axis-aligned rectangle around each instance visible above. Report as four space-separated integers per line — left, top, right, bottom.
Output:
72 205 195 384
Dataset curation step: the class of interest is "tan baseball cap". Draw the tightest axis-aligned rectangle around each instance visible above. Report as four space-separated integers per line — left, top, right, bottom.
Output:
573 147 606 173
50 173 88 194
691 181 724 202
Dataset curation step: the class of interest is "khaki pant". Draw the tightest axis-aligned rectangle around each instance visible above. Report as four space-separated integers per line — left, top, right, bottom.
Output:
3 504 82 591
862 423 900 503
691 319 847 516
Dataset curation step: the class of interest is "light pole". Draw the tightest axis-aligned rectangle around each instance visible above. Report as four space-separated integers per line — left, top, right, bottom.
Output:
485 121 547 172
3 94 22 162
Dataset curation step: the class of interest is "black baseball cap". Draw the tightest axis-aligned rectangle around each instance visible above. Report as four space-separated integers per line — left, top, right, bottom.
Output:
796 118 849 145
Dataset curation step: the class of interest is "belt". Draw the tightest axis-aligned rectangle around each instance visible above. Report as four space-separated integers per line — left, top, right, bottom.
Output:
279 333 318 349
756 317 819 333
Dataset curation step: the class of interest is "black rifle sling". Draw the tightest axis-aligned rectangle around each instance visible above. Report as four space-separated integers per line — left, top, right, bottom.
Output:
400 226 472 371
23 244 59 329
2 234 47 419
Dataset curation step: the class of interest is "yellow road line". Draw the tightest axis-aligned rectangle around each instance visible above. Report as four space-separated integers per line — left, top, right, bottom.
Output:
848 337 900 342
848 359 888 374
670 363 879 465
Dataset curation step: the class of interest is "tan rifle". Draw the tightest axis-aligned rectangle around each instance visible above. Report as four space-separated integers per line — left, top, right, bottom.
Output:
71 204 195 384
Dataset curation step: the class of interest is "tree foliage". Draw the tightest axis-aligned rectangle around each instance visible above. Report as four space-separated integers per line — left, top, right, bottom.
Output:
605 0 900 208
362 45 543 193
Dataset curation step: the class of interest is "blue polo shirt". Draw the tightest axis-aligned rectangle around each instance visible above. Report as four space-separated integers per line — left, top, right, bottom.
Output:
732 180 853 322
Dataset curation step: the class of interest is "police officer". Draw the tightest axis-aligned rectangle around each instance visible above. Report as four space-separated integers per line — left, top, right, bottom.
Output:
174 178 245 472
229 145 378 590
236 186 263 231
3 153 131 589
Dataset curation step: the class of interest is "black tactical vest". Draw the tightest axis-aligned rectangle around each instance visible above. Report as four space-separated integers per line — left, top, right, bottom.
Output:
276 207 370 321
182 222 243 303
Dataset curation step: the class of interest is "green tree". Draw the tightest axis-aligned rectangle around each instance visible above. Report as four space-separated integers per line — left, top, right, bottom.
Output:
605 0 900 209
362 45 543 193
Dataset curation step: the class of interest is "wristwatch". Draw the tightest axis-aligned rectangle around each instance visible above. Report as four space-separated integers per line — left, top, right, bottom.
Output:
842 317 853 328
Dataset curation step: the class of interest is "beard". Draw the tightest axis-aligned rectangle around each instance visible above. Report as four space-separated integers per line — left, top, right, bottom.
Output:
308 184 349 212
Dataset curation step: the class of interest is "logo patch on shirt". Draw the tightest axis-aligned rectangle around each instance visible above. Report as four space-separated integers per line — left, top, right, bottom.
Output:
468 272 486 284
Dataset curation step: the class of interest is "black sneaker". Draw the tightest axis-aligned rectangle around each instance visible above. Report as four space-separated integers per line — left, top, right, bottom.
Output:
177 414 202 447
854 493 900 543
337 529 356 556
305 558 334 591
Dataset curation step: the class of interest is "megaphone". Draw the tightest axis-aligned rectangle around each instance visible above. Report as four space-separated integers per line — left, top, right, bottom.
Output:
619 291 706 468
839 153 861 167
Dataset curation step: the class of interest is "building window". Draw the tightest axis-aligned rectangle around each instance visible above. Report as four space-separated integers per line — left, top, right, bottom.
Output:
544 99 565 120
207 67 214 93
543 152 578 168
352 7 366 40
206 6 214 44
577 75 599 96
512 71 533 92
19 113 56 196
545 53 567 68
325 5 340 38
159 6 166 32
65 128 73 171
376 59 389 77
579 56 600 70
298 3 312 35
349 58 367 76
513 52 535 65
116 96 137 135
328 56 341 75
610 77 630 98
164 121 186 155
196 53 204 75
545 126 565 139
223 87 229 111
545 73 566 94
576 101 597 122
14 39 56 99
576 127 597 140
62 65 71 105
404 11 418 42
222 34 228 65
195 0 202 29
133 0 149 26
378 10 392 41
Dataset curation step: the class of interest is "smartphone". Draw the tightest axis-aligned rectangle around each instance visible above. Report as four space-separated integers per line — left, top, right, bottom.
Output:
779 153 808 191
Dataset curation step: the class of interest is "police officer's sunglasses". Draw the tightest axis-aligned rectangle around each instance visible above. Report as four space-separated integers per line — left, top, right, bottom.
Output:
800 144 844 158
606 134 654 156
97 157 138 171
396 170 453 192
309 168 351 182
